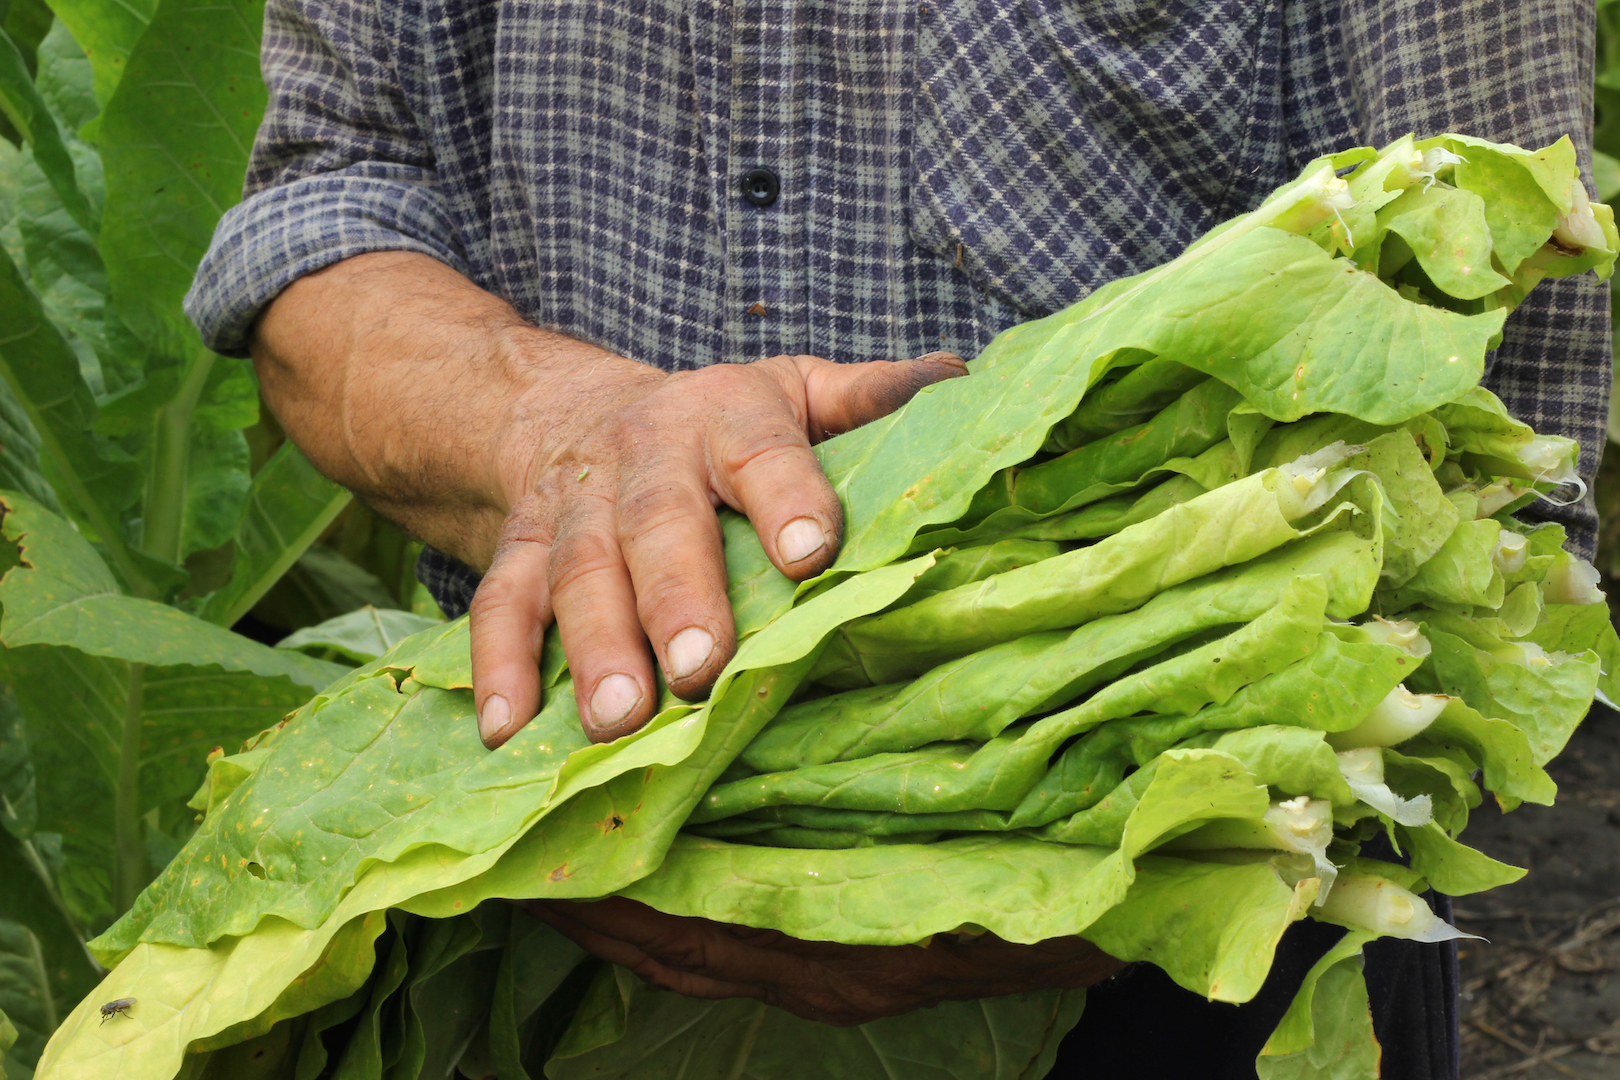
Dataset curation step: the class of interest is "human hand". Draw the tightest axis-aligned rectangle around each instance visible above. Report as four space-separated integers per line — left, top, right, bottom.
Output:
471 350 966 747
523 896 1126 1026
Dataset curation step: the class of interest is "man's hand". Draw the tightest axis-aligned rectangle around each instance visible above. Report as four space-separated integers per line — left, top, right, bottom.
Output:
251 251 965 747
470 350 964 744
525 897 1127 1026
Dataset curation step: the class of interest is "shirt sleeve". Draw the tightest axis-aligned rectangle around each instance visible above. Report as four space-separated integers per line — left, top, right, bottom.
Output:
1337 0 1610 559
184 0 470 357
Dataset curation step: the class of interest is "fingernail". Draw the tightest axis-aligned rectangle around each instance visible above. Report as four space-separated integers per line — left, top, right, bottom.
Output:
777 517 828 565
665 626 716 681
590 673 644 732
478 694 510 744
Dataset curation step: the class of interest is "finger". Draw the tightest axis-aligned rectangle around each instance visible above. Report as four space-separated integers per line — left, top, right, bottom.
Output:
917 933 1129 998
468 500 554 749
702 364 843 582
614 442 735 700
524 901 767 1002
798 351 968 440
534 898 881 1025
548 492 658 741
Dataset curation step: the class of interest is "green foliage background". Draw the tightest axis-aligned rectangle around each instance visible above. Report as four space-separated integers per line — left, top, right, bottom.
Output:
0 1 444 1073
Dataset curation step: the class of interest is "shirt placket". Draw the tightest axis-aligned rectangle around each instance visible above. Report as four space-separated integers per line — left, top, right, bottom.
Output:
724 0 811 362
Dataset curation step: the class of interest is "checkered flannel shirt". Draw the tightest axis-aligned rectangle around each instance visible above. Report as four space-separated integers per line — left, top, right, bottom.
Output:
186 0 1611 618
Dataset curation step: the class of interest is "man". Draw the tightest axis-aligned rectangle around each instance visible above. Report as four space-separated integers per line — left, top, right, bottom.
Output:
188 1 1607 1074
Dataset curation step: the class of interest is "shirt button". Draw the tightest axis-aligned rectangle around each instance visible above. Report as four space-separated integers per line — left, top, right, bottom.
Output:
741 167 780 208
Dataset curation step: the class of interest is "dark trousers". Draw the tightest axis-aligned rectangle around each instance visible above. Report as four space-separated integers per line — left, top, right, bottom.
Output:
1049 895 1461 1079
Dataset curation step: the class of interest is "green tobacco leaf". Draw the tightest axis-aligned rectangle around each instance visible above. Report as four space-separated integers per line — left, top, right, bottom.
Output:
322 912 410 1080
1383 518 1504 611
549 962 1083 1080
198 442 352 628
0 685 36 837
1257 932 1380 1079
1423 698 1554 810
1042 355 1206 452
1430 386 1535 459
0 381 55 513
36 909 388 1080
95 0 265 356
41 0 156 106
960 376 1241 530
1418 625 1597 766
697 727 1044 820
0 249 143 590
1080 852 1317 1003
0 918 59 1075
748 532 1379 771
0 829 99 1070
43 563 934 1079
722 510 795 641
0 643 322 930
1396 821 1524 896
814 221 1501 578
180 427 250 560
0 1004 15 1077
487 916 586 1080
640 750 1288 965
1377 184 1511 300
14 145 108 393
0 494 343 689
0 27 95 236
829 466 1336 683
1209 726 1358 805
32 22 95 136
1028 629 1411 829
1344 431 1457 586
276 607 444 666
2 0 51 71
1524 602 1620 704
1433 135 1569 276
96 557 932 957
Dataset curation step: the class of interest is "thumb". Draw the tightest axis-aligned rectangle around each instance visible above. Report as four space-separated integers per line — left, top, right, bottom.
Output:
798 351 967 441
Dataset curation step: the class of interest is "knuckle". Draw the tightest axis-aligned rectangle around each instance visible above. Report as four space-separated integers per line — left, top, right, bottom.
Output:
546 524 620 597
644 930 711 973
717 429 813 479
681 363 757 397
497 497 555 545
611 406 667 450
629 958 684 993
468 576 522 623
616 477 706 536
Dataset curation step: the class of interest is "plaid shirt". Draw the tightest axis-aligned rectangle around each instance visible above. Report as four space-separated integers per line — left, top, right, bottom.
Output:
186 0 1611 617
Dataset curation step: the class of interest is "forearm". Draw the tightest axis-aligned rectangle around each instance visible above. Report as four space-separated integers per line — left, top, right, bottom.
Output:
250 250 658 568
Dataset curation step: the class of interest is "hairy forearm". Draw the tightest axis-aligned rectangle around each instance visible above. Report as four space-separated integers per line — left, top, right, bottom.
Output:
250 250 657 568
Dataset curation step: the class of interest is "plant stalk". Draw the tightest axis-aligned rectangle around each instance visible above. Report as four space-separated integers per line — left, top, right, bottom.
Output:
141 349 216 568
112 662 146 914
24 923 57 1033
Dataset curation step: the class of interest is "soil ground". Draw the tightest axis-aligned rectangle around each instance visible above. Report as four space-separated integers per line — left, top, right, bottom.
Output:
1455 702 1620 1078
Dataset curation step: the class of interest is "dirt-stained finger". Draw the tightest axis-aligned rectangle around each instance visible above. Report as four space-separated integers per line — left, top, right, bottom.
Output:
703 384 844 583
799 351 968 440
614 431 736 700
468 500 555 748
548 492 659 742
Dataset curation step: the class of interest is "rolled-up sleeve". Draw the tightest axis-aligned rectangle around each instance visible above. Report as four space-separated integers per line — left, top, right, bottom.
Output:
185 0 469 357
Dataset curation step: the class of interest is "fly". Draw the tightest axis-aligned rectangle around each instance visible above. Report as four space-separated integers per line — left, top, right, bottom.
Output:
99 998 136 1024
